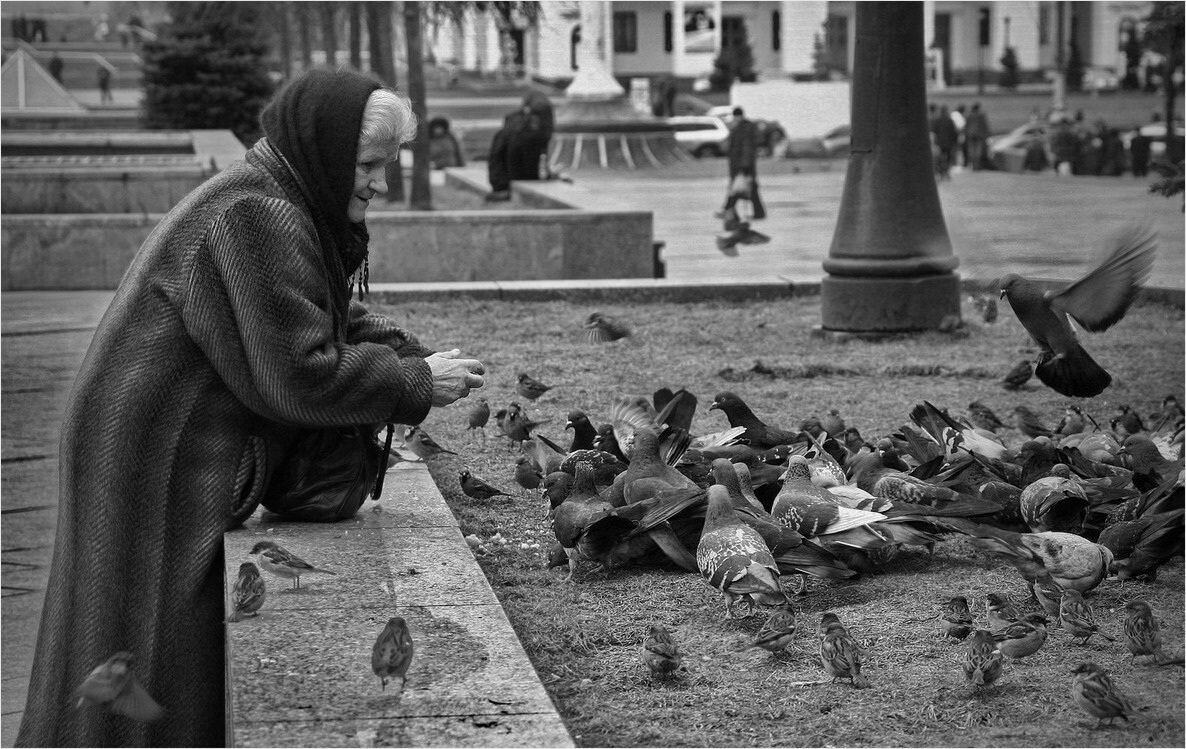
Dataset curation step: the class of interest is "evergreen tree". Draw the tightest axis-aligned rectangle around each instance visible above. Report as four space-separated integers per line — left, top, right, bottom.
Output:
142 2 274 145
709 35 756 91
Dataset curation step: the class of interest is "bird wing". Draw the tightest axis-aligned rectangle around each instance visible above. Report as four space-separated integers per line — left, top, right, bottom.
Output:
1048 222 1157 332
610 395 660 452
111 677 165 722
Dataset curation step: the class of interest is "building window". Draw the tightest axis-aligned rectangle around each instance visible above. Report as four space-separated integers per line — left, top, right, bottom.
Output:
664 11 672 52
1039 6 1050 45
613 11 637 53
570 25 580 70
772 10 780 50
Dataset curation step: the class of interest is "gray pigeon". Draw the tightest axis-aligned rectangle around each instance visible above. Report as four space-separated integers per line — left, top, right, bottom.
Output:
998 222 1156 398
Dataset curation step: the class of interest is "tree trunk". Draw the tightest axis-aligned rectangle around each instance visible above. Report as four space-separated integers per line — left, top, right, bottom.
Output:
297 1 312 71
278 2 292 81
349 1 362 70
405 1 432 209
367 2 404 202
319 2 338 67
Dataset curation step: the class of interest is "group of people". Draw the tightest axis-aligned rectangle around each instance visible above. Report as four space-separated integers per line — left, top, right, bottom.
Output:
1031 110 1159 178
930 102 992 178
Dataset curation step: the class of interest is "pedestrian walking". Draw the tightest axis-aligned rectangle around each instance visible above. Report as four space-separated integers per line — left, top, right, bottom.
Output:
96 65 113 104
964 102 990 171
720 107 765 220
931 105 958 180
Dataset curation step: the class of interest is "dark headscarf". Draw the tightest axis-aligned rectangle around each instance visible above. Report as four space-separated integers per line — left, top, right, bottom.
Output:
259 68 381 272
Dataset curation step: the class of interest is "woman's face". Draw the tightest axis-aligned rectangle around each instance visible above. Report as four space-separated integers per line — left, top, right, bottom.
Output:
349 142 395 223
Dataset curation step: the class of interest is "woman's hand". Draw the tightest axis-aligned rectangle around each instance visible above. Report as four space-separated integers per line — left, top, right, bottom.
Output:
424 349 485 407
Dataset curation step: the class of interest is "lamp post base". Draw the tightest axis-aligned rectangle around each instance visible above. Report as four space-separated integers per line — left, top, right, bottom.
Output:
821 273 961 332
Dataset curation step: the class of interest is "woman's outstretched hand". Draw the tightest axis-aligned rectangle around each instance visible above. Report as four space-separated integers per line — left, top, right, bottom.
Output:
425 349 485 407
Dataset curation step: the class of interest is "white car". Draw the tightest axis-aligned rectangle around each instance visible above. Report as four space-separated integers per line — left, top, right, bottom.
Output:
667 115 731 158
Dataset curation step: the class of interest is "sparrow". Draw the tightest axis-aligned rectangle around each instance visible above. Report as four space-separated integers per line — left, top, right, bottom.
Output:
1060 589 1115 646
940 596 975 641
973 293 999 323
467 398 491 437
967 400 1006 432
642 624 682 679
229 561 266 621
962 630 1004 690
459 469 513 500
1112 405 1145 436
516 372 554 401
405 426 458 460
514 455 543 491
372 616 414 693
499 408 550 446
747 604 797 654
249 540 337 589
1010 406 1054 439
998 221 1157 397
992 613 1049 659
1054 405 1089 436
1070 661 1138 728
818 612 869 688
74 651 165 722
985 592 1022 631
1123 600 1183 665
1032 577 1065 620
1001 359 1033 390
821 409 846 439
585 311 631 343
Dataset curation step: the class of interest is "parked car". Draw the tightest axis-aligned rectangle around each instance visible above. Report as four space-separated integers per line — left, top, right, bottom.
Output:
987 120 1048 172
1121 121 1186 159
668 115 731 157
782 124 851 158
1082 66 1120 93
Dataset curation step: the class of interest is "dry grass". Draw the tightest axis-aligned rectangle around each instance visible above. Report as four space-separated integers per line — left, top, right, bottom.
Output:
370 293 1185 748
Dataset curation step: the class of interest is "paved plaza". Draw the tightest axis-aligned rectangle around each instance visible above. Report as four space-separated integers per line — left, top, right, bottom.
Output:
2 157 1183 745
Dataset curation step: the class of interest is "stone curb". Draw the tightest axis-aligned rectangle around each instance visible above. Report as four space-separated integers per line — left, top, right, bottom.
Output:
223 457 574 748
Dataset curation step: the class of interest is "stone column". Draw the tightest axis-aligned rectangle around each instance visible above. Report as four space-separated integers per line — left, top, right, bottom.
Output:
565 0 625 101
820 1 960 332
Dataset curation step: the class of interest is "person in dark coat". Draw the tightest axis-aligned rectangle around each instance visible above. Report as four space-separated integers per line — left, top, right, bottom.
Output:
47 52 64 83
1129 130 1152 177
15 68 486 748
931 105 958 179
721 106 766 219
964 102 991 171
427 115 465 169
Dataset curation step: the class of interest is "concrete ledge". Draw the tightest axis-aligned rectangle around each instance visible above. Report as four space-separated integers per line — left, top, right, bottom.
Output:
223 459 573 748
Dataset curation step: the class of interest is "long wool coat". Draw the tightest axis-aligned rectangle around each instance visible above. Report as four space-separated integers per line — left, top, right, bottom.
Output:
17 139 436 747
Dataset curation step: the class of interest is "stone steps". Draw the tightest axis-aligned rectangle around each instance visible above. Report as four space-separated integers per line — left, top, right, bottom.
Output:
223 456 573 748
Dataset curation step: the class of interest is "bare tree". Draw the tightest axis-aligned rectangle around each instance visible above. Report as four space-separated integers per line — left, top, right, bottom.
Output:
318 2 338 67
297 0 312 71
1144 1 1184 163
348 1 362 70
404 2 432 208
367 2 403 202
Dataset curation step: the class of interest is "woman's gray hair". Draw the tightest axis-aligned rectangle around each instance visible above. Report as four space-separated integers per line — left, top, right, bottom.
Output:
359 88 418 154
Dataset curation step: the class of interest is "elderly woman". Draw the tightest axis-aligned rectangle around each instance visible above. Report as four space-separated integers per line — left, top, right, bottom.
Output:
16 69 485 747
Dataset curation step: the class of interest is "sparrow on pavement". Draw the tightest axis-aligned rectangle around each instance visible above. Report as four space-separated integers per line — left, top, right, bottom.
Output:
1060 589 1115 646
940 596 975 641
249 540 337 589
74 651 164 722
1001 359 1034 391
746 603 797 654
516 372 554 401
405 426 458 460
514 455 543 491
993 613 1049 659
998 221 1157 397
585 312 631 343
984 592 1022 631
372 616 414 693
229 561 266 621
467 398 491 439
1123 600 1184 665
818 612 869 688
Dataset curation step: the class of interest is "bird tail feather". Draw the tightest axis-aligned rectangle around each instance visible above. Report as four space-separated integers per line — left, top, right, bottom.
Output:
1035 347 1111 398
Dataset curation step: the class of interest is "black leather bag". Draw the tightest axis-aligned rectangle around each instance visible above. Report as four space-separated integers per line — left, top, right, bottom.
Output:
262 423 395 522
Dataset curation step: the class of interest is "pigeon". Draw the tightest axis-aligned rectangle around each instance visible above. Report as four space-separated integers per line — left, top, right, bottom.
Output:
1019 467 1090 534
940 596 975 641
1059 589 1115 646
585 312 631 343
372 616 414 693
709 391 800 450
459 469 513 500
74 651 164 722
696 484 786 619
405 426 458 460
818 612 869 688
992 613 1049 659
605 427 698 507
229 561 266 622
997 221 1157 397
550 461 616 580
565 410 599 452
1001 359 1034 390
516 372 554 401
642 624 682 679
746 603 797 654
467 398 491 439
1070 662 1138 728
1123 600 1184 666
1099 508 1186 582
249 540 337 589
962 630 1004 690
963 526 1114 593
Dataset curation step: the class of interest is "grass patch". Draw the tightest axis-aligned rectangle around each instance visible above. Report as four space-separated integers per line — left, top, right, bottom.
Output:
371 293 1185 748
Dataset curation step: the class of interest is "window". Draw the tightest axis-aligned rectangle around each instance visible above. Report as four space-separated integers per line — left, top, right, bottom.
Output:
664 11 672 52
772 10 780 51
613 11 637 53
